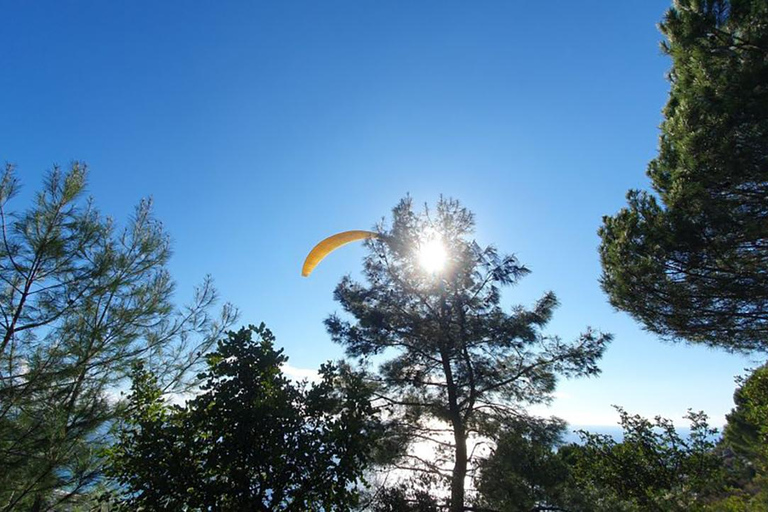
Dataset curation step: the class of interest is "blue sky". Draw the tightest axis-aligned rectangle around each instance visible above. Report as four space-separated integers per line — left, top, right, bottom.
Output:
1 1 758 429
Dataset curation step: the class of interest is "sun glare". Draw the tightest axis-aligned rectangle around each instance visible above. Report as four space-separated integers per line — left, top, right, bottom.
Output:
417 237 447 274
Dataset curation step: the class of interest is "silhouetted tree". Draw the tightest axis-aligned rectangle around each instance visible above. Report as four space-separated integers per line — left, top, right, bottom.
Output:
474 418 576 512
106 324 380 511
326 197 611 512
370 482 441 512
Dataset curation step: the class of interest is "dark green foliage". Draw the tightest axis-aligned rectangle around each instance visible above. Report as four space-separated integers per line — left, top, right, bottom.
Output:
570 408 724 511
326 197 611 512
0 164 235 511
716 366 768 509
599 0 768 351
476 406 768 512
724 365 768 473
106 324 380 511
738 365 768 458
724 370 765 463
474 418 575 512
370 481 441 512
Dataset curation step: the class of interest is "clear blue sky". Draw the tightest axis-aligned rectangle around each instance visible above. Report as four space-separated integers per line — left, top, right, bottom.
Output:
1 1 758 429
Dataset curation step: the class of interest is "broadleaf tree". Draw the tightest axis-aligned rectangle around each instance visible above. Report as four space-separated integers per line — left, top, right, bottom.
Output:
106 324 381 511
0 163 236 511
325 197 611 512
599 0 768 352
569 408 724 512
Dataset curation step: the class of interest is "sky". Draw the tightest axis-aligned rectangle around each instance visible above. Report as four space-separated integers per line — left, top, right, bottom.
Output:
0 1 761 430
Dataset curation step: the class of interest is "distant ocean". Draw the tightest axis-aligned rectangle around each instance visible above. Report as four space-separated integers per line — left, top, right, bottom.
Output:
563 426 698 445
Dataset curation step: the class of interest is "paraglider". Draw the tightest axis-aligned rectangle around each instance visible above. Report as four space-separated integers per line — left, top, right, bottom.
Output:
302 230 379 277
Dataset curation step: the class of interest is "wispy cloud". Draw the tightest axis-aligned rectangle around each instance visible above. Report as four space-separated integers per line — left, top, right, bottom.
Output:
281 363 320 383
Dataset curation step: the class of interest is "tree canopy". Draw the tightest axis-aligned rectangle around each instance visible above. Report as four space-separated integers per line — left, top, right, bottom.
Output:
0 164 235 511
725 365 768 470
599 0 768 352
474 417 577 512
326 197 611 511
106 324 381 511
476 399 768 512
570 408 724 512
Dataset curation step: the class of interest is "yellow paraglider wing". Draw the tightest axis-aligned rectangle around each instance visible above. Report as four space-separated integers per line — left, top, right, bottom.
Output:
302 230 378 277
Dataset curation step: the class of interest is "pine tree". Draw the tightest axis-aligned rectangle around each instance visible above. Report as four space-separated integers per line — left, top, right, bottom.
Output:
0 164 235 510
326 197 611 512
599 0 768 352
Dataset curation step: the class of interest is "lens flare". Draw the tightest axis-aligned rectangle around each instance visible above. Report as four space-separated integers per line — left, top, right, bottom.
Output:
418 238 447 273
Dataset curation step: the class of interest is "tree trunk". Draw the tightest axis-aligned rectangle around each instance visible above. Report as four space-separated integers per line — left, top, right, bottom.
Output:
30 494 43 512
440 342 467 512
450 426 468 512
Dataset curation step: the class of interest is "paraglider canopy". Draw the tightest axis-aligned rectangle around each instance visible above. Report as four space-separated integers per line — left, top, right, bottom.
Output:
302 230 379 277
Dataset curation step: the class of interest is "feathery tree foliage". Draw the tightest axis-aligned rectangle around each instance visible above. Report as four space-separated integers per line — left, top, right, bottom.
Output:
326 197 611 512
106 324 380 511
0 163 235 511
599 0 768 351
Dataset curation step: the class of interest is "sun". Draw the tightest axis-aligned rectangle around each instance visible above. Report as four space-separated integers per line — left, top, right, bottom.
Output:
417 237 447 274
